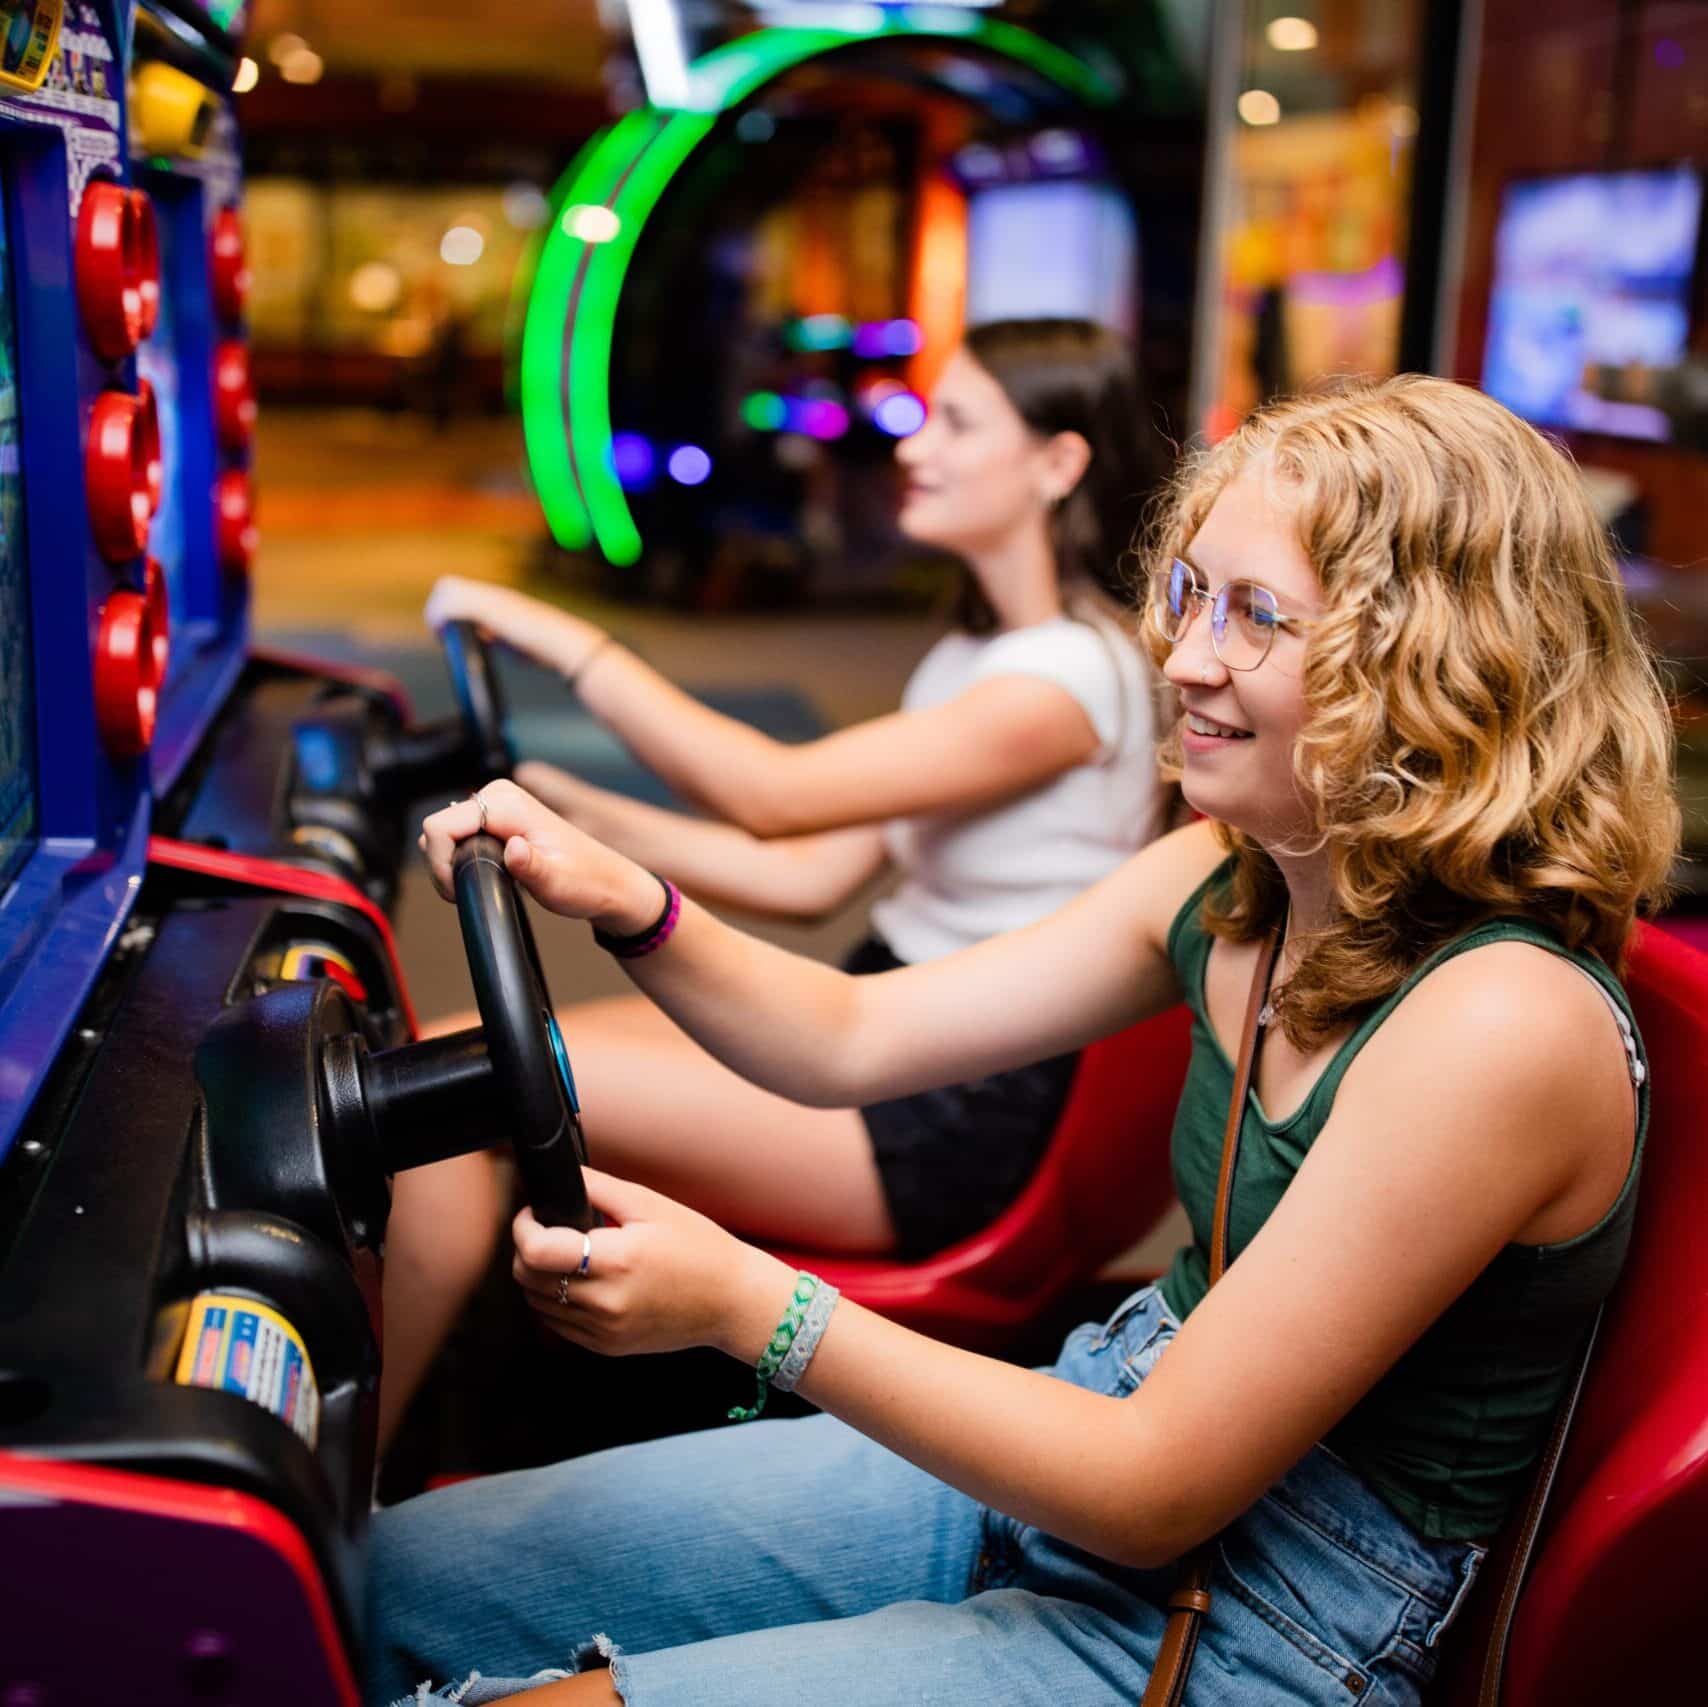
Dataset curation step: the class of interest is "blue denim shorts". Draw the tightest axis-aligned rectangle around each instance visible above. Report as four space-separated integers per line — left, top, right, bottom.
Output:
367 1286 1484 1706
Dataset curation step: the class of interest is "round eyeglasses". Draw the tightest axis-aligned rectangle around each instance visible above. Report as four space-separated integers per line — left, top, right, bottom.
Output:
1148 557 1315 672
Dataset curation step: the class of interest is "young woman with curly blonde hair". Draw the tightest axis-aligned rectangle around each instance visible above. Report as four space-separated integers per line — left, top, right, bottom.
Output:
368 375 1679 1707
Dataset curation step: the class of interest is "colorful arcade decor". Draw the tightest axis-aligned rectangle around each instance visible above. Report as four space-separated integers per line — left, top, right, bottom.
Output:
518 16 1116 566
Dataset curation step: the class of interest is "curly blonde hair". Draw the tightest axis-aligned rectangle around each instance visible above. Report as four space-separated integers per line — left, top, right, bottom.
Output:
1143 374 1680 1049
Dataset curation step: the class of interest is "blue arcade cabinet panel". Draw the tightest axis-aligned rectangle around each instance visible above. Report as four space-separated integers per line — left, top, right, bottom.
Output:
0 179 33 895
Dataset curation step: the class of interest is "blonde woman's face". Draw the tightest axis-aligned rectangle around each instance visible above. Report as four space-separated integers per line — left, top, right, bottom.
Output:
1161 465 1320 843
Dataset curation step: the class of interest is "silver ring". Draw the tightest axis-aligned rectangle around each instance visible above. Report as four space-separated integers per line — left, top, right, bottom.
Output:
472 791 488 834
555 1272 570 1306
577 1230 593 1278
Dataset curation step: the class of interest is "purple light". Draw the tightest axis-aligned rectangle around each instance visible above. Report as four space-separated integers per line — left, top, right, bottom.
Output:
799 399 850 441
852 322 889 359
1655 37 1685 68
610 432 655 490
872 390 927 437
854 318 923 359
667 444 713 485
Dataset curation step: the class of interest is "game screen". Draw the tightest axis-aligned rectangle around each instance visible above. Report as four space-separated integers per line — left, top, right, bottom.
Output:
136 207 188 648
0 174 35 890
1482 166 1703 442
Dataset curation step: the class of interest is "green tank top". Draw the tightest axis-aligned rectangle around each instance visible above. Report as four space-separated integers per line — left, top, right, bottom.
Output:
1157 860 1648 1541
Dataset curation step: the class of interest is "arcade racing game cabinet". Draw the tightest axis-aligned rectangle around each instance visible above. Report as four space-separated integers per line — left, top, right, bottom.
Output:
0 7 590 1699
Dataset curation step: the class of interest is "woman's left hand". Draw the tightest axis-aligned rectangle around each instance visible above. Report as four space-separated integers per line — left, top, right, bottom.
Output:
511 1167 798 1362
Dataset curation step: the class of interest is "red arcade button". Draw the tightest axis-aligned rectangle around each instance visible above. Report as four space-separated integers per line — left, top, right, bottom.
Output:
75 182 147 363
142 555 171 684
215 468 257 577
137 378 164 517
213 339 256 450
85 390 151 563
131 190 161 341
211 207 249 324
94 585 166 759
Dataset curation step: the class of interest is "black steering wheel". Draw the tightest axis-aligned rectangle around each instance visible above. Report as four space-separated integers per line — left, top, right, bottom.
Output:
452 832 593 1229
441 619 515 784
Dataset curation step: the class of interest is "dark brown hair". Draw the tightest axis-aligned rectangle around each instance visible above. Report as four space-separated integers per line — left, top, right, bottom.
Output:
953 318 1164 632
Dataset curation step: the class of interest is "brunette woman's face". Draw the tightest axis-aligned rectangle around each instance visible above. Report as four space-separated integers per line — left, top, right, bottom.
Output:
1160 465 1322 845
893 348 1067 559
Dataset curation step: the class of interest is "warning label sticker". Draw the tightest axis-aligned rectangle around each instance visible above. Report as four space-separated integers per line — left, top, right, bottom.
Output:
173 1292 321 1450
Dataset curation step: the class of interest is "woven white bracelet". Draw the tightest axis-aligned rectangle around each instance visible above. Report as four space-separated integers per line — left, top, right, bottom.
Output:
771 1281 840 1393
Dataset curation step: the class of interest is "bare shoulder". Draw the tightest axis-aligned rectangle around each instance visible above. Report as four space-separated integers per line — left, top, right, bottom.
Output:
1336 937 1635 1236
1124 819 1228 958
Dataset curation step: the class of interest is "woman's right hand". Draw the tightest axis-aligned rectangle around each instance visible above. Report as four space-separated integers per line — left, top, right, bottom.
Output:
424 575 609 678
418 779 664 936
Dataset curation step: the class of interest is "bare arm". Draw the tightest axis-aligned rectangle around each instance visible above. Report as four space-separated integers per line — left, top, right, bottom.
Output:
419 781 1217 1108
516 939 1631 1571
513 760 889 922
424 577 1103 837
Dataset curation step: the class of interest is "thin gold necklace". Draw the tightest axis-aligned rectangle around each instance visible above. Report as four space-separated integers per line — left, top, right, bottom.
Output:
1255 906 1293 1030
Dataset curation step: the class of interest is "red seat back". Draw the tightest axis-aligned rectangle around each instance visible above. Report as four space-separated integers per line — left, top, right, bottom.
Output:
787 1005 1193 1347
1431 920 1708 1702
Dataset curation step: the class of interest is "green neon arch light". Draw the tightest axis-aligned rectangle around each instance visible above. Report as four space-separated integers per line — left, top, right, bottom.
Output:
520 14 1117 564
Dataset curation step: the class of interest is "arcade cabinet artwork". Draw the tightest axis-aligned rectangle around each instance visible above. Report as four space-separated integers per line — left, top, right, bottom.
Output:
0 6 591 1700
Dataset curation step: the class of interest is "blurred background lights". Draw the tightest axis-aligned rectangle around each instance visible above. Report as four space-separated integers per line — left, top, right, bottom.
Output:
502 183 550 230
799 399 851 441
439 226 485 266
232 57 259 94
1239 89 1282 125
741 391 788 431
952 143 1005 184
735 109 777 143
788 313 853 352
266 33 305 65
347 261 403 313
563 203 622 244
667 444 713 485
1266 17 1319 51
279 47 324 85
851 317 923 359
611 433 657 490
872 390 927 437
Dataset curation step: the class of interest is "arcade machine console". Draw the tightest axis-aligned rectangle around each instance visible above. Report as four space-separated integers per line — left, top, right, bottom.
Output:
0 6 591 1699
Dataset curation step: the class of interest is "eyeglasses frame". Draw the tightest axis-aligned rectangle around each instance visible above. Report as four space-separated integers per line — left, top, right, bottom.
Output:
1148 556 1318 672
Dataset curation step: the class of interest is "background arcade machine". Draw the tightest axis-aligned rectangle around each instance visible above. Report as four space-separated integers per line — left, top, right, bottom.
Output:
0 5 593 1698
122 0 529 910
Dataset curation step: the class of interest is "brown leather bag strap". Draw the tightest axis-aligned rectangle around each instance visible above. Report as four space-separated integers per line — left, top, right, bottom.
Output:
1139 923 1282 1707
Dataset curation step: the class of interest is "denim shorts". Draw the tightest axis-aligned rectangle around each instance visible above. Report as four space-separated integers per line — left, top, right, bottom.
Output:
366 1285 1485 1706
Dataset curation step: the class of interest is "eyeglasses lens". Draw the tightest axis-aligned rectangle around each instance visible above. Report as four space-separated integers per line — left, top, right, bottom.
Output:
1218 581 1279 669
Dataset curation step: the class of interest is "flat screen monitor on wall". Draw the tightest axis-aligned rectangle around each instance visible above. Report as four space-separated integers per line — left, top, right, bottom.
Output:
1481 165 1703 443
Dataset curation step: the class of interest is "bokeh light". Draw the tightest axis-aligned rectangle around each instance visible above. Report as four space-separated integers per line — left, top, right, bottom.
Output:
872 390 927 437
667 444 713 485
440 226 485 266
611 433 657 490
563 204 622 244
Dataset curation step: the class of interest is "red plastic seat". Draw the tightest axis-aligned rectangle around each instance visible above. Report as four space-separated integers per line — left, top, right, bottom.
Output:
772 1004 1193 1349
1431 919 1708 1702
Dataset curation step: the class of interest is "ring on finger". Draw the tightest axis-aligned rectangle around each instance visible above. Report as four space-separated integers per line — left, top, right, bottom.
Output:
471 791 489 834
577 1231 593 1278
556 1272 570 1306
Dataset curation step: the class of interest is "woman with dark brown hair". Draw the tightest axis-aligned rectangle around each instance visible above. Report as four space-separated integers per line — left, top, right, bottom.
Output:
382 322 1172 1447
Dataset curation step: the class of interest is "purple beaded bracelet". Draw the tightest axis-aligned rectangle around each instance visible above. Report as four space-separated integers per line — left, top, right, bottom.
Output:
593 874 681 960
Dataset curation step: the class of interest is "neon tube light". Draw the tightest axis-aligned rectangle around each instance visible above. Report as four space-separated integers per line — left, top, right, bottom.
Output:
521 19 1116 563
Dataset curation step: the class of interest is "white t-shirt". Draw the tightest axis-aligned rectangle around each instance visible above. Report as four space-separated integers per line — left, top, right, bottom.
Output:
870 616 1161 964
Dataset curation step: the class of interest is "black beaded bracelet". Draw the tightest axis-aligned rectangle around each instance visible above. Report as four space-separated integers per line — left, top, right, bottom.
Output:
592 873 680 959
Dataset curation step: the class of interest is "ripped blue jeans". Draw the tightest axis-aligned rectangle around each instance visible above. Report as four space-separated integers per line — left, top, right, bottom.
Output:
365 1286 1484 1705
